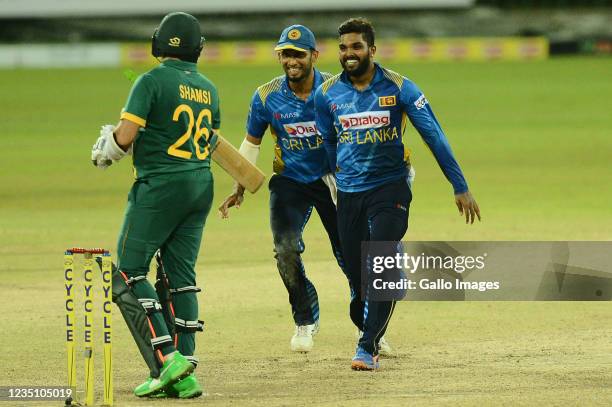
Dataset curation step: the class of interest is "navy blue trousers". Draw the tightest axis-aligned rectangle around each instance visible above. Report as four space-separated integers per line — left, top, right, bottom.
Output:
337 178 412 355
269 175 346 325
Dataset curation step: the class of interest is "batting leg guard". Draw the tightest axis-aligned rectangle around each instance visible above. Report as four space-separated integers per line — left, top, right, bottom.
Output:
154 253 177 344
97 258 162 378
133 287 174 362
154 253 204 368
170 286 204 368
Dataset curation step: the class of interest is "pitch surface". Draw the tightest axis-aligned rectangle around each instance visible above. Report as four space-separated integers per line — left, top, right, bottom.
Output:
1 57 611 406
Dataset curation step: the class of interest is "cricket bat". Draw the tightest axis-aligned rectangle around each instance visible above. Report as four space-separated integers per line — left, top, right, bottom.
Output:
211 134 266 193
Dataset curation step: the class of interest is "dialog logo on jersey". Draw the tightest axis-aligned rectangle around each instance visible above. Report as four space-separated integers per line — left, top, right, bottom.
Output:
338 111 391 130
283 121 318 138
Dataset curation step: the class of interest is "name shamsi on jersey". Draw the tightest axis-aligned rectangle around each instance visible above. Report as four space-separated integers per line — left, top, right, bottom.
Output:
179 84 211 104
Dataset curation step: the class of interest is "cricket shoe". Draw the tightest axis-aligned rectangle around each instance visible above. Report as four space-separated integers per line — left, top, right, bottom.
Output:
134 352 195 397
290 322 319 353
378 336 393 356
149 374 204 399
351 346 380 371
357 330 393 356
172 374 203 398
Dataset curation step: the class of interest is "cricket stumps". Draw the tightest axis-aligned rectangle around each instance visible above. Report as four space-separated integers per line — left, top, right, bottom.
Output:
64 248 113 406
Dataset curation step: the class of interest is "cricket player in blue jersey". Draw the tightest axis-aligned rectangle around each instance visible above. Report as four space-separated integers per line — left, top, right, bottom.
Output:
315 18 481 370
219 25 355 353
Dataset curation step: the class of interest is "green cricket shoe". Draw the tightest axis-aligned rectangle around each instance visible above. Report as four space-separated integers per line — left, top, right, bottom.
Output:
134 352 194 397
134 377 158 397
171 374 203 398
147 374 203 399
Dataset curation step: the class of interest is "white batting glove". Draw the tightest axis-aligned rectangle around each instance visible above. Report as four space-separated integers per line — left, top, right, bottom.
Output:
91 125 114 170
91 124 133 170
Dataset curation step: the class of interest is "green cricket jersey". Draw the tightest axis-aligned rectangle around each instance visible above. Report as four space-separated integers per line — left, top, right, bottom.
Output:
121 59 220 179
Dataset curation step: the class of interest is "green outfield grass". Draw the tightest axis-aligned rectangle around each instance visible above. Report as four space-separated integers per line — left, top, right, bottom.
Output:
1 57 611 406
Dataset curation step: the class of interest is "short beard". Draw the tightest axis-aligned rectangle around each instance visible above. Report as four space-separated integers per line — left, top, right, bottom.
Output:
285 60 312 83
287 71 308 83
342 54 370 78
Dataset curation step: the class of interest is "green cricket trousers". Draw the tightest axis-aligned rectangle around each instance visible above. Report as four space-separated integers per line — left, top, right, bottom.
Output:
116 168 213 366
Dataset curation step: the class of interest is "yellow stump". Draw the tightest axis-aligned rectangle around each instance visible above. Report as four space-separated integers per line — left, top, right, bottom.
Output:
101 253 113 406
83 253 94 406
64 253 76 392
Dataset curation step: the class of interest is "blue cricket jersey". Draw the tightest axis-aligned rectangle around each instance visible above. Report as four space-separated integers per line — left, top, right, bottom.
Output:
314 63 468 194
246 70 334 184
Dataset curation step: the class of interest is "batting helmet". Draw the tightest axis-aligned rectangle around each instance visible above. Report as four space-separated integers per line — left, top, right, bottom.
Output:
151 12 205 61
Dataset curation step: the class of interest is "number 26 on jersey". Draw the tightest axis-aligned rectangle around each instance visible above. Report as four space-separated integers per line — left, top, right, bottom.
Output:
168 104 212 160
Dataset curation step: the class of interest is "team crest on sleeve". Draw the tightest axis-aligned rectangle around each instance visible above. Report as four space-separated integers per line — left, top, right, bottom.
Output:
378 96 396 107
414 94 428 110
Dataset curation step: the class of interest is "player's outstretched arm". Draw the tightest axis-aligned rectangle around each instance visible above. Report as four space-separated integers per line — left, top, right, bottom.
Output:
455 191 481 224
217 134 261 219
400 80 480 224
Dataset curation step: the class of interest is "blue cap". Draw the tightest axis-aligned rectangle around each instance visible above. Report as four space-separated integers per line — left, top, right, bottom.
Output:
274 25 316 52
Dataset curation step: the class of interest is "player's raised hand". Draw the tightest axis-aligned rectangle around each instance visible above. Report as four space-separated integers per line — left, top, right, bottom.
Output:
455 191 481 224
218 184 246 219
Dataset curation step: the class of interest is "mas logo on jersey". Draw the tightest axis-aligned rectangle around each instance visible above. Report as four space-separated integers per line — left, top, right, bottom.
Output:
378 96 396 107
274 111 299 120
284 121 318 138
414 94 428 110
338 111 390 130
169 37 181 47
331 102 356 112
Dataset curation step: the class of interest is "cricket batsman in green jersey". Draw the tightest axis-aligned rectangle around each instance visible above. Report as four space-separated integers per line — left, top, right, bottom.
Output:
91 12 218 398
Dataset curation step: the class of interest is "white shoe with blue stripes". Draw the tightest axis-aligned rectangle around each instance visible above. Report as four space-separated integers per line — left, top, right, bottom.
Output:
290 322 318 353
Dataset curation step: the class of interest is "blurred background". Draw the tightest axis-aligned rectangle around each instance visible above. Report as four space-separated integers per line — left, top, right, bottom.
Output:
1 0 611 67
